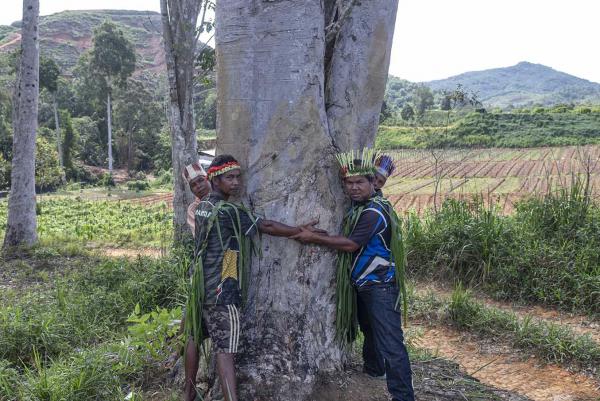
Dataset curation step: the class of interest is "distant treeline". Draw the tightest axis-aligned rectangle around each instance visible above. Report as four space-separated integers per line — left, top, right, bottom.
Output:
377 105 600 149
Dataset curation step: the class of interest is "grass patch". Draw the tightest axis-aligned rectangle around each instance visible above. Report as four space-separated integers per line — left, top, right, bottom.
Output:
449 287 600 371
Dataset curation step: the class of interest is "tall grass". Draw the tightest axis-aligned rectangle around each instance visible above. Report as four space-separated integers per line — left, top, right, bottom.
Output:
406 176 600 315
0 256 181 368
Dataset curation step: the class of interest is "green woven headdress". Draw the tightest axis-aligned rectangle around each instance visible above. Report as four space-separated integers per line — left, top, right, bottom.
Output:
336 148 381 179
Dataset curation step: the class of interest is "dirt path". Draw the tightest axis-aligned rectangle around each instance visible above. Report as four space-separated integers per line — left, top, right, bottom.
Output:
415 325 600 401
93 247 165 259
129 193 174 208
0 33 21 50
416 283 600 343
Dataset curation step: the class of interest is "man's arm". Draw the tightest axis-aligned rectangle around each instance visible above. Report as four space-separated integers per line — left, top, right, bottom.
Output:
258 219 326 237
290 227 360 252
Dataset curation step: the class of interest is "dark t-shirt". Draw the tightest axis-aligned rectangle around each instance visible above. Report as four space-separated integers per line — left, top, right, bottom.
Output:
194 193 259 305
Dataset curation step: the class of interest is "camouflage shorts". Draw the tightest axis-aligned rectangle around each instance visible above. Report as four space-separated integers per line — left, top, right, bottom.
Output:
203 304 241 354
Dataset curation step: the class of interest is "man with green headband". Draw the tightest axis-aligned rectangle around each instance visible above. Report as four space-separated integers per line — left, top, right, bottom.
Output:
291 149 414 401
184 154 322 401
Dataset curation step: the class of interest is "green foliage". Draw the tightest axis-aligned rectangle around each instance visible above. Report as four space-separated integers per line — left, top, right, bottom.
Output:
0 198 172 247
0 153 9 190
0 213 193 399
385 76 421 110
126 179 150 191
152 169 173 188
406 184 600 315
72 116 104 166
61 110 76 176
90 21 136 90
39 56 61 94
127 305 182 359
113 80 164 170
377 107 600 149
196 89 217 130
98 172 115 187
400 104 415 121
36 136 64 192
0 255 180 369
414 85 435 117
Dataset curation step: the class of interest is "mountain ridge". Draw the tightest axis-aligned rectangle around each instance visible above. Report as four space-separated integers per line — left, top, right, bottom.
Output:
0 10 165 77
423 61 600 108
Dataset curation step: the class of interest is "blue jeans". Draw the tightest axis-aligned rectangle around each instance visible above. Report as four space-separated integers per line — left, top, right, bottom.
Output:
357 284 415 401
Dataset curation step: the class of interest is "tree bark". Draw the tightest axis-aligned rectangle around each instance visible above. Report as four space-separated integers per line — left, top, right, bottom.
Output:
53 93 62 167
160 0 202 240
107 91 113 172
3 0 40 249
325 0 399 150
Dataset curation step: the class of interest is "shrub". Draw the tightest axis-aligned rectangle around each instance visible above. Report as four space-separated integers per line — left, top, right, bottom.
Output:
98 172 115 187
127 179 150 191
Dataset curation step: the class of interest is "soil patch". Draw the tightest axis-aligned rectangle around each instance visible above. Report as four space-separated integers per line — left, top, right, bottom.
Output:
416 324 600 401
311 359 530 401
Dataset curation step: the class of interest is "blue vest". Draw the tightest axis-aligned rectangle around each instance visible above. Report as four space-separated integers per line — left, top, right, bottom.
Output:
350 200 396 287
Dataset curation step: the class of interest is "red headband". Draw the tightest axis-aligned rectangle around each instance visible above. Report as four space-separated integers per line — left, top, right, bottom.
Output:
207 161 241 180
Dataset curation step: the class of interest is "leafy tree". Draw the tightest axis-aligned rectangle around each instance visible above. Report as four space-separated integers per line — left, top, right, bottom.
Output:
379 100 392 123
195 89 216 130
113 80 164 171
89 21 136 172
72 116 103 166
35 136 63 192
440 95 452 111
39 56 63 166
414 84 434 117
401 104 415 121
60 110 76 176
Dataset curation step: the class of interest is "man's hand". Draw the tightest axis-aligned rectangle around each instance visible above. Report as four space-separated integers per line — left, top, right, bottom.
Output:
299 219 328 235
290 226 316 243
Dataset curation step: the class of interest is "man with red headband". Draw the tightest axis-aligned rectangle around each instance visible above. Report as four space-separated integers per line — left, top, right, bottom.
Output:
184 154 322 401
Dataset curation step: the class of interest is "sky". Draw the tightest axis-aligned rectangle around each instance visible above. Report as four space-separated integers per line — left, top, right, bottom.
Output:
2 0 599 83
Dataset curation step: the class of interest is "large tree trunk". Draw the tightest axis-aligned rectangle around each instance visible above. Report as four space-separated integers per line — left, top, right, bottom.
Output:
160 0 202 240
215 1 398 400
107 91 113 172
3 0 40 249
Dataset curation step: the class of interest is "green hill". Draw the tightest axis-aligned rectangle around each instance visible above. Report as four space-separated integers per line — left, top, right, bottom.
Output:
0 10 165 77
425 62 600 108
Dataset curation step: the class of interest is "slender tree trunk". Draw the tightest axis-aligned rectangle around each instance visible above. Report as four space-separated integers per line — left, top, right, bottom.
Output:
127 129 132 173
53 93 62 167
107 91 113 172
215 1 399 400
160 0 202 240
3 0 40 249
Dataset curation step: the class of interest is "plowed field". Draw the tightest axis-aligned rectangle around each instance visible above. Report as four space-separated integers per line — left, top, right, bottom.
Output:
385 146 600 214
